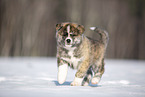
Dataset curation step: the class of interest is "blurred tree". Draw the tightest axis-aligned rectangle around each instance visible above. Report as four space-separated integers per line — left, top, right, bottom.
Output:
0 0 145 60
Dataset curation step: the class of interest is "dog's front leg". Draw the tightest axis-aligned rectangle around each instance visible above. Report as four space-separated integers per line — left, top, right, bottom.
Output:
71 59 90 86
57 58 68 84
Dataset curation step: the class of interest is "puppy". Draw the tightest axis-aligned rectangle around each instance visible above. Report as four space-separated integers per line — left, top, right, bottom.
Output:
56 22 109 86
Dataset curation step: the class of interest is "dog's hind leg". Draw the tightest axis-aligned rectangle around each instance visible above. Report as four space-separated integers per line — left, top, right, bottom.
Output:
91 58 105 84
82 66 93 86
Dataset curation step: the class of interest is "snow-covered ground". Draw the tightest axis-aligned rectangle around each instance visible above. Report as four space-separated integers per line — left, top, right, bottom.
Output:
0 57 145 97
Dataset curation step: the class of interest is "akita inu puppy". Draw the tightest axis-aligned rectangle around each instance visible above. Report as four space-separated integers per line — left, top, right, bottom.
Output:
56 22 109 86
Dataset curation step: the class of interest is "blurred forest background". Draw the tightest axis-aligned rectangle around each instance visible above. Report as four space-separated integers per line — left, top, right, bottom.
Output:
0 0 145 60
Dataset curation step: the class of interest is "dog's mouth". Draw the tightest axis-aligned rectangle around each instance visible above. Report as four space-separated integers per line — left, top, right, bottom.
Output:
65 43 72 48
65 44 72 48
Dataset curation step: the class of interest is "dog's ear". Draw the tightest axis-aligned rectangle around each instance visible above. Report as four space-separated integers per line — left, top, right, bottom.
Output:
56 23 62 31
77 25 85 34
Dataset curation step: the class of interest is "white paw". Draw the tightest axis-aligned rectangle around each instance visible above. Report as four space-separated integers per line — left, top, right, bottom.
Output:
71 77 83 86
83 82 89 86
58 64 68 84
91 77 101 84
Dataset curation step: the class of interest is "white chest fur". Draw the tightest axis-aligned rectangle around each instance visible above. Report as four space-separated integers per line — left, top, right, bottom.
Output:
68 50 81 69
61 47 82 69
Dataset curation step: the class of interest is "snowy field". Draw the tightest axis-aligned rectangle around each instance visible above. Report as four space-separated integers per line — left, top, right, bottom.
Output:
0 57 145 97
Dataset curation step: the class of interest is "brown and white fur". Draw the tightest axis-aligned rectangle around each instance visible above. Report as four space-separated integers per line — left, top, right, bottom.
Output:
56 22 109 86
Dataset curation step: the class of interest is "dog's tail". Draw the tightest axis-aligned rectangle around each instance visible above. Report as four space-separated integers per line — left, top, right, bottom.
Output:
90 27 109 48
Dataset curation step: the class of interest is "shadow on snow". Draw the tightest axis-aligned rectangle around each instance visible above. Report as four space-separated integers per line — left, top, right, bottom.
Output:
53 80 101 87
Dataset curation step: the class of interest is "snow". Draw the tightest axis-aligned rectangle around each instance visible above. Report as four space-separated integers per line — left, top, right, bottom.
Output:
0 77 6 82
102 80 130 85
0 57 145 97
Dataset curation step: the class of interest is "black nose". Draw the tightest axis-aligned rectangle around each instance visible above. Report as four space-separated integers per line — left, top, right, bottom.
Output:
66 39 71 43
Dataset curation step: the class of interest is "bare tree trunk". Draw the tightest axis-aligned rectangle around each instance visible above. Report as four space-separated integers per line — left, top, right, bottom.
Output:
0 0 145 59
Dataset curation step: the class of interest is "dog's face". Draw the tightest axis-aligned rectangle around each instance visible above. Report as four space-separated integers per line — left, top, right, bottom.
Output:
56 22 85 48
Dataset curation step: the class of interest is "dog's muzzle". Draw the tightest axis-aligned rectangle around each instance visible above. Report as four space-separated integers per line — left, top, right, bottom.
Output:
65 37 73 46
66 39 71 43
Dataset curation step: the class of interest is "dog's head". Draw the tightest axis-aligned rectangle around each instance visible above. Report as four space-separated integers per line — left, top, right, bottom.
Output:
56 22 85 48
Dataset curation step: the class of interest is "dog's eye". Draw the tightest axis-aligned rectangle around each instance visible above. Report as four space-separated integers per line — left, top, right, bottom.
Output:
70 34 77 36
62 32 68 36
